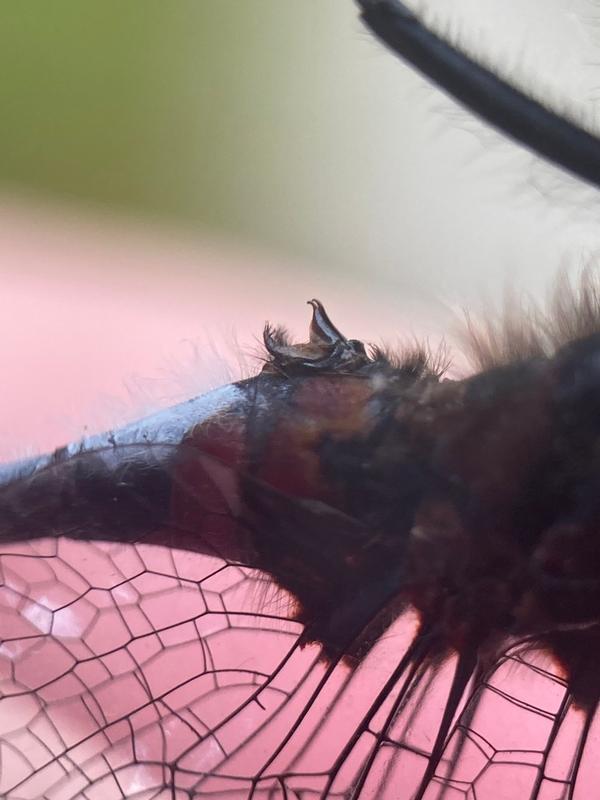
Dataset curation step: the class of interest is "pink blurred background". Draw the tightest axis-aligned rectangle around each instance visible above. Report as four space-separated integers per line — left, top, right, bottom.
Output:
1 4 599 797
0 198 443 460
2 2 595 462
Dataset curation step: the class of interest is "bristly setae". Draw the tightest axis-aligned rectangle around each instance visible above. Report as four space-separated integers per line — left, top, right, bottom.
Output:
1 278 600 798
4 4 600 798
229 278 600 707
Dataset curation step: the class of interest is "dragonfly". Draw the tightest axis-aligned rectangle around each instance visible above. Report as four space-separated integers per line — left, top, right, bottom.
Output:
3 2 600 799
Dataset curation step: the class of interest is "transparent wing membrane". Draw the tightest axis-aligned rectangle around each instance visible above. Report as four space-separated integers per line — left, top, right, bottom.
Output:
4 0 600 796
0 451 595 799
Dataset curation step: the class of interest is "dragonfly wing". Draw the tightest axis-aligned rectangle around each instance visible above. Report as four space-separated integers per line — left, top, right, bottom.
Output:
0 504 593 799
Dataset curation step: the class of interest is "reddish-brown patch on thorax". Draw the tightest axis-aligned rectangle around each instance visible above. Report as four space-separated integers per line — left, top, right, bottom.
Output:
254 376 374 503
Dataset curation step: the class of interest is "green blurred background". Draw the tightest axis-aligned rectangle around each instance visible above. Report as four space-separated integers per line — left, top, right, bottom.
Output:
1 0 598 454
0 1 594 303
1 2 396 279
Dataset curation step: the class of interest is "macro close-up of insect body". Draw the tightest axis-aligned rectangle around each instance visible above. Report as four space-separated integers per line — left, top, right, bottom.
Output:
3 1 600 799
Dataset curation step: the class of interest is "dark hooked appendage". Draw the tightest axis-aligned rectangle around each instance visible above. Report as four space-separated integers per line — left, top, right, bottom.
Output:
263 298 371 374
2 299 600 714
